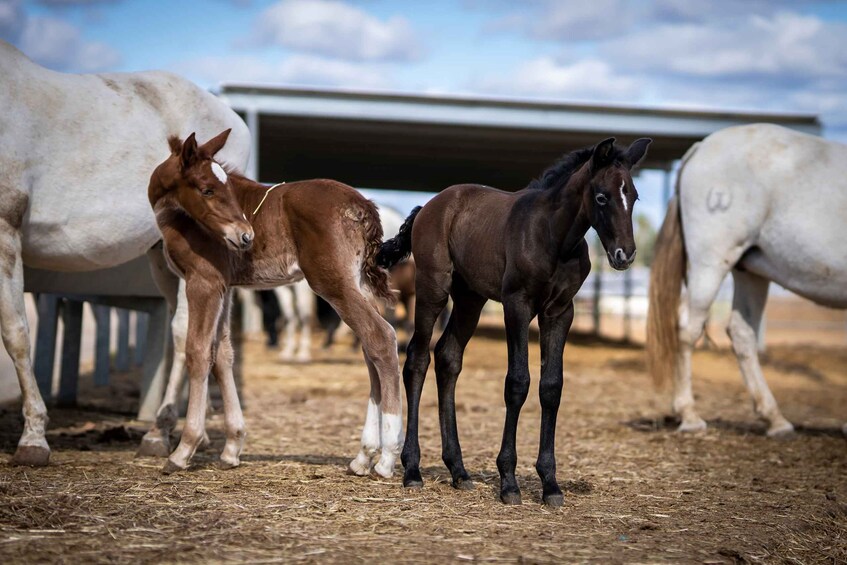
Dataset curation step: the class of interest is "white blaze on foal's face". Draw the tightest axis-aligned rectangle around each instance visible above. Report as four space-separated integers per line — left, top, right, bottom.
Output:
619 179 628 212
211 162 228 184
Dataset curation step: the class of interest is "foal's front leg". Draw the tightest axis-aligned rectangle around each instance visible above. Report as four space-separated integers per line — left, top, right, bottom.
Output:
162 286 224 474
535 305 574 507
496 294 534 505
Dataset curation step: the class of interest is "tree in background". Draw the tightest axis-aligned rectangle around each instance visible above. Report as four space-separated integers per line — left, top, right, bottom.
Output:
635 213 657 267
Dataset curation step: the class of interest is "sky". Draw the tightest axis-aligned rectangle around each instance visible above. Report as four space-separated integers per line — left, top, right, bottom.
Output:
2 0 846 224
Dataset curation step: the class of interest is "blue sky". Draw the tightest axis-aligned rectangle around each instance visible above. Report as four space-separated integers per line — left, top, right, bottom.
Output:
2 0 847 224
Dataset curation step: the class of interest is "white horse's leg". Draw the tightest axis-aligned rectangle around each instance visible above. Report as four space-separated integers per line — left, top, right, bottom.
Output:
349 355 382 476
294 279 313 362
139 277 189 457
1 206 50 465
675 265 726 433
276 286 298 361
728 270 794 437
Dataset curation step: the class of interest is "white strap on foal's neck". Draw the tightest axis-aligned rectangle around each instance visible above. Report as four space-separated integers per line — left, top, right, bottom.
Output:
252 182 285 217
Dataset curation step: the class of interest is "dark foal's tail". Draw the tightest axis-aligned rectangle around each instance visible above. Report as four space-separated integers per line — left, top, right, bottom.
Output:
359 200 395 304
377 206 421 269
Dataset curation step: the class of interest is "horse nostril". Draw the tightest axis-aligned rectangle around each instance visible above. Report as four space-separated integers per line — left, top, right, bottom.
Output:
614 248 627 262
241 232 253 245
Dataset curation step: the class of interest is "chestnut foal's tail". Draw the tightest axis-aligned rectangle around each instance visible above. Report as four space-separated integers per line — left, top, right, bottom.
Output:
359 199 395 304
377 206 421 269
645 143 698 388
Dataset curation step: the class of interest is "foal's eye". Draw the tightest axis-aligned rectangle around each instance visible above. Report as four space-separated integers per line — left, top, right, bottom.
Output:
201 188 214 197
595 193 609 206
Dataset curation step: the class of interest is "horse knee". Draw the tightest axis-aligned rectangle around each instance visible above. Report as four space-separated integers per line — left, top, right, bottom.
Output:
434 345 462 381
538 378 562 410
726 311 757 359
504 371 530 407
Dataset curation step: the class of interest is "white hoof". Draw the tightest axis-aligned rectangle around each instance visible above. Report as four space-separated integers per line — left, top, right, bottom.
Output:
349 452 373 476
373 457 395 479
677 418 707 433
766 420 795 438
296 353 312 363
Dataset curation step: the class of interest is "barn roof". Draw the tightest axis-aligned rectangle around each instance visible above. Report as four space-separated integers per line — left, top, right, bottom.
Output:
218 84 821 192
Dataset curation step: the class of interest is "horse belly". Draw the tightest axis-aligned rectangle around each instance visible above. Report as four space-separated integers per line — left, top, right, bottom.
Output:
21 219 160 271
740 247 847 309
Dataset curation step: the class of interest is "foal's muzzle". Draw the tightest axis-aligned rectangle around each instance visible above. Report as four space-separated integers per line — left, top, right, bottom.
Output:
608 247 636 271
224 224 255 251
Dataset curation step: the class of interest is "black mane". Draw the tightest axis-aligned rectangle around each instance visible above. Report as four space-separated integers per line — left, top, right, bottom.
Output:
527 143 626 191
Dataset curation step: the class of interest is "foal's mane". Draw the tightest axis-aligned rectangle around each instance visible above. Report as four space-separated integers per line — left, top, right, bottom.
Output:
527 144 625 191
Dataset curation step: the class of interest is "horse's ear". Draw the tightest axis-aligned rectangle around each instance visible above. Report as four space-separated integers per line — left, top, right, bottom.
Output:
181 132 199 169
167 135 182 156
200 128 231 158
592 137 616 169
626 138 652 169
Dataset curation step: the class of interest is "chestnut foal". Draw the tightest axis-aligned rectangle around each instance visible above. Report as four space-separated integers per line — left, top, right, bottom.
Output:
147 130 402 477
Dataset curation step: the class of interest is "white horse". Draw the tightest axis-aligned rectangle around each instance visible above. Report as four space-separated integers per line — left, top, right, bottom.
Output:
0 41 250 465
647 123 847 437
276 279 315 363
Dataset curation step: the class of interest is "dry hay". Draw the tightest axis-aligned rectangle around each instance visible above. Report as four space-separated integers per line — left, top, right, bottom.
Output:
1 332 845 563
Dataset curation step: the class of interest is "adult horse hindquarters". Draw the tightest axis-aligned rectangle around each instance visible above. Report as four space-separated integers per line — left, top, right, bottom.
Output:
0 41 249 465
148 131 402 477
381 137 651 505
647 124 847 437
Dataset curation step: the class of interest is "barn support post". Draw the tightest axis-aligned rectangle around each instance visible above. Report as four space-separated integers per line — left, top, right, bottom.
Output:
116 309 130 372
662 165 673 204
134 312 148 367
623 267 632 342
93 304 111 387
137 300 170 421
57 299 83 407
34 293 60 399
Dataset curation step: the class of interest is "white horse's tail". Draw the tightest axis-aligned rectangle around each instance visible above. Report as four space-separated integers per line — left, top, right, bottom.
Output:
646 142 700 387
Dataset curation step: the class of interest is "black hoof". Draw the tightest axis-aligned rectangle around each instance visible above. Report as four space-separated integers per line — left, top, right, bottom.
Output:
543 493 565 507
500 491 522 505
453 477 475 491
403 468 424 488
11 445 50 467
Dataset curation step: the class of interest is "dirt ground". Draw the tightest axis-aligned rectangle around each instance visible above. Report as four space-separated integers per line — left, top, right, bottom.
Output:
0 329 845 564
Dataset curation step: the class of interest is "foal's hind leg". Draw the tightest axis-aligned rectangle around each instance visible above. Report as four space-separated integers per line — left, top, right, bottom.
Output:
401 274 451 487
320 285 401 478
349 355 382 476
728 270 793 437
211 293 246 468
139 277 188 457
433 277 486 489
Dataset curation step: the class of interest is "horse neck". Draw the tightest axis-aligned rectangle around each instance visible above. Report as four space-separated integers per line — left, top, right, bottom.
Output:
545 164 592 256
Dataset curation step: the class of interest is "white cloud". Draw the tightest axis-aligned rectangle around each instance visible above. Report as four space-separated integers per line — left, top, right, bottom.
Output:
0 0 120 72
250 0 421 62
477 57 641 102
176 54 389 89
605 12 847 82
18 15 120 71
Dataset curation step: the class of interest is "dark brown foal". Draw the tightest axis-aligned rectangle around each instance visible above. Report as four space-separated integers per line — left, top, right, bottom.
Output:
380 137 651 505
147 130 402 477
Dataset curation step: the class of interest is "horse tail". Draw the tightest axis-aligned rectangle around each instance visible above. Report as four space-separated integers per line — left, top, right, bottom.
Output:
646 142 699 387
377 206 421 269
358 199 396 304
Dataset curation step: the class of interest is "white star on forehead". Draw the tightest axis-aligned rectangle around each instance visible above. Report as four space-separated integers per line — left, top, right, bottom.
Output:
619 179 628 211
211 162 228 183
